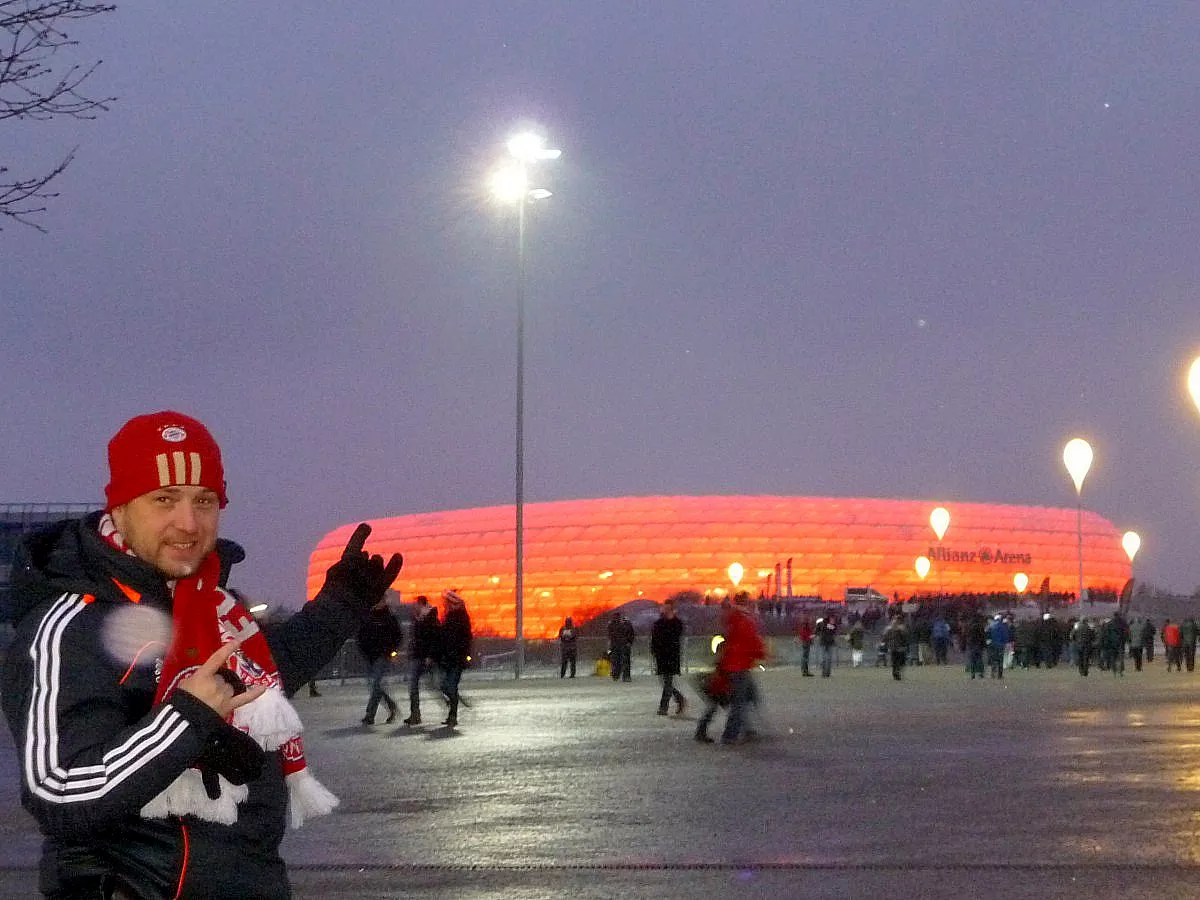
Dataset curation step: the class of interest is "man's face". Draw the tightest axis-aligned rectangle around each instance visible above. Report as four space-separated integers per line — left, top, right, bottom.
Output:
111 485 221 578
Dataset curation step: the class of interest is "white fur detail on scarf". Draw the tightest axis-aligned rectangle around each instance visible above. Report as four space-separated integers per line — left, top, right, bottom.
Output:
233 684 303 751
286 768 340 829
140 769 248 825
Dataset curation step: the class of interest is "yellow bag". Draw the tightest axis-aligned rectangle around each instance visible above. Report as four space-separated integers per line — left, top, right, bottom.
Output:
594 657 612 678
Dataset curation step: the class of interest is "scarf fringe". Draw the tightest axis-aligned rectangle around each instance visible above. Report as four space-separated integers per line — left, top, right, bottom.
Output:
141 768 248 825
286 767 339 829
233 684 303 751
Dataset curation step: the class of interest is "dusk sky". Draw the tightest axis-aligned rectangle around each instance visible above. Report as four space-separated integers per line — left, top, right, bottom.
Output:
4 3 1199 604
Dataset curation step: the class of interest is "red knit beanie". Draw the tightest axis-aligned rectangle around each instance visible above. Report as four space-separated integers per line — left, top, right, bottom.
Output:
104 411 228 511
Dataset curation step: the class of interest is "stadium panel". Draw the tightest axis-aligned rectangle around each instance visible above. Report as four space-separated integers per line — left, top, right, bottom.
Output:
306 495 1130 638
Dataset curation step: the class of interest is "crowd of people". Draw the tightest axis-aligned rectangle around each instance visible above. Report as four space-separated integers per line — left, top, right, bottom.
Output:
354 589 474 729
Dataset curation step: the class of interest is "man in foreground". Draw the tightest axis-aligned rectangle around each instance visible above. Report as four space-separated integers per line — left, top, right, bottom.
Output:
1 411 402 899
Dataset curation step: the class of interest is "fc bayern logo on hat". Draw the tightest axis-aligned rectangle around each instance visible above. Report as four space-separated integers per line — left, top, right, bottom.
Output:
161 426 188 443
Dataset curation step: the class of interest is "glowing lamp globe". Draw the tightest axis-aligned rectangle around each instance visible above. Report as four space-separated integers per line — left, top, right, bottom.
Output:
727 562 744 588
1062 438 1093 494
1122 531 1141 563
915 556 931 580
930 507 951 541
1013 573 1029 594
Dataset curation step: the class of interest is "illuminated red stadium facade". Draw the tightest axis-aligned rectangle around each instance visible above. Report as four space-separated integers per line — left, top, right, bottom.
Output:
307 495 1130 638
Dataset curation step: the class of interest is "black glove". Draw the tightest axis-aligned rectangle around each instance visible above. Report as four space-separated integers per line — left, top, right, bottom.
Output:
321 523 403 614
197 721 266 799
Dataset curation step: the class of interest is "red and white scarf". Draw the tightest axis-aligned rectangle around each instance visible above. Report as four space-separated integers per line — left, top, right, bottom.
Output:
99 515 337 828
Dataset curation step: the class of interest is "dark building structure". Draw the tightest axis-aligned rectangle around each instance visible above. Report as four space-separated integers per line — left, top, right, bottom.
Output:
1 503 91 624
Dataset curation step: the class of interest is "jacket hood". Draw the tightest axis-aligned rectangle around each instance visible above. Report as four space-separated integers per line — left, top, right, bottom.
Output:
7 512 246 626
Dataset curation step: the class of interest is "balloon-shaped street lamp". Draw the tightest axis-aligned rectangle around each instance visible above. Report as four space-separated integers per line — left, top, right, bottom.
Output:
915 556 931 581
930 507 951 541
727 562 744 598
1122 530 1141 564
1062 438 1094 605
1013 572 1029 594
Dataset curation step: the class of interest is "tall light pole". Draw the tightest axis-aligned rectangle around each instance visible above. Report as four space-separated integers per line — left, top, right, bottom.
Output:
1189 355 1200 420
490 129 560 678
1062 438 1094 606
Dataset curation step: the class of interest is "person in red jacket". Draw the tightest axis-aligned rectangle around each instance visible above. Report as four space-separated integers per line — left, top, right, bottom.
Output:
695 597 765 745
795 616 815 677
1163 619 1182 672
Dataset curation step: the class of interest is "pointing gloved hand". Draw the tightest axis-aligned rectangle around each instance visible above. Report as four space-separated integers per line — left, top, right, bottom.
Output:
321 523 404 613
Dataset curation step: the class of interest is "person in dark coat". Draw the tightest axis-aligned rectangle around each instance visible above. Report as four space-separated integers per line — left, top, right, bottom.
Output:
608 612 635 682
357 599 403 725
883 614 909 681
650 600 687 715
558 616 578 678
405 595 440 726
438 590 473 728
1140 618 1156 664
965 614 988 679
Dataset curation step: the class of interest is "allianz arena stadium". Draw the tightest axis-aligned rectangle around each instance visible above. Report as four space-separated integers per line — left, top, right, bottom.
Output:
306 495 1131 638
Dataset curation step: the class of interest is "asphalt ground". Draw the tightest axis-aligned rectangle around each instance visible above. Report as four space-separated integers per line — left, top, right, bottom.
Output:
5 658 1200 898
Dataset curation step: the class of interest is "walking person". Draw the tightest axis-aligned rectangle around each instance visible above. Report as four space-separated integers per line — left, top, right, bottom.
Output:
650 600 687 716
986 615 1011 679
882 613 909 681
817 615 838 677
608 611 635 682
695 599 765 745
558 616 578 678
1073 618 1095 677
358 599 403 725
1140 618 1156 664
1163 619 1182 672
1 411 402 899
405 595 440 726
1129 618 1145 672
848 619 866 668
796 615 815 676
965 613 987 679
438 590 473 728
1182 618 1198 672
931 616 952 665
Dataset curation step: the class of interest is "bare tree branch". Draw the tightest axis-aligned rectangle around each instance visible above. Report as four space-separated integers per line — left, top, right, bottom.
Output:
1 1 115 230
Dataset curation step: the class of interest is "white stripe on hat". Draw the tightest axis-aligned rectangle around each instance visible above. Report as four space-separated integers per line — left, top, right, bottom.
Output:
189 452 201 486
172 451 186 485
155 453 171 488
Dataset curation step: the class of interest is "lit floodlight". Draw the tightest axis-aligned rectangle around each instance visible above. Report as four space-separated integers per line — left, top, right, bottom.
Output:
1189 356 1200 418
914 556 931 580
507 132 561 162
489 166 527 203
727 562 744 588
929 507 951 541
1122 531 1141 563
1013 573 1029 594
1062 438 1093 494
248 603 268 614
528 188 553 200
711 635 725 654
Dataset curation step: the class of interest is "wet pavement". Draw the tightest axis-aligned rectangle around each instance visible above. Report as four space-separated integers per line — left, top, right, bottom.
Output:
5 660 1200 897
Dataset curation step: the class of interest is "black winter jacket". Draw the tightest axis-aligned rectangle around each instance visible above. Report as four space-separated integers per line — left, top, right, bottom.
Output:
649 616 683 676
1 513 371 899
356 606 403 663
439 608 472 670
